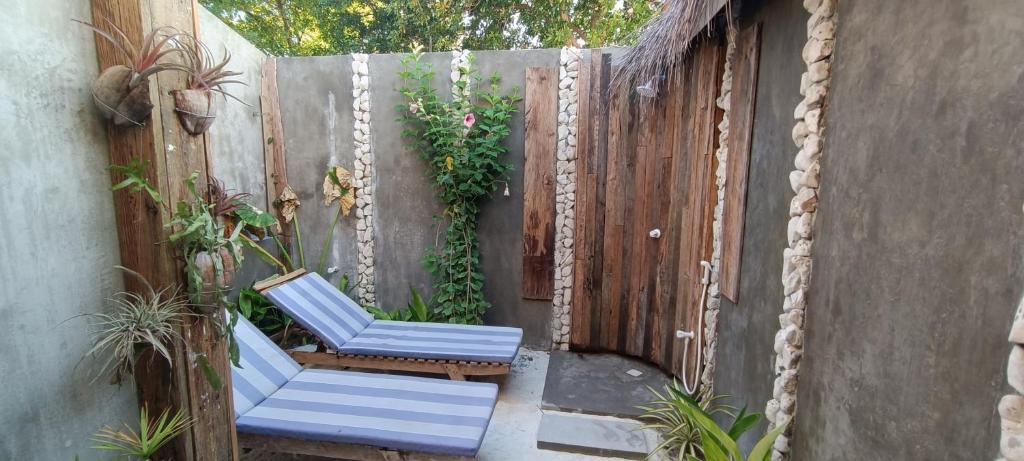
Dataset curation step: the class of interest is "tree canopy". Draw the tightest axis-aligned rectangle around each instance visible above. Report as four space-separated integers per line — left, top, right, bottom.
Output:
200 0 661 56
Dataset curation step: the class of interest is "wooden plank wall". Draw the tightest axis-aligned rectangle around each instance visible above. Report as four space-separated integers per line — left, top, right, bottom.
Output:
522 67 559 300
721 23 764 303
571 39 725 378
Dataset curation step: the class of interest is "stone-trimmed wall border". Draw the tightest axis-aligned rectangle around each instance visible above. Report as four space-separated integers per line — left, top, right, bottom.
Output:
764 0 837 458
700 33 737 397
351 53 376 306
450 50 472 101
1000 204 1024 461
551 47 581 350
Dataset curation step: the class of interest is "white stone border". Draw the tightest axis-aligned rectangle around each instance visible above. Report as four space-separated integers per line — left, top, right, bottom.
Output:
1000 205 1024 461
765 0 837 458
451 50 472 102
351 53 376 306
551 47 581 350
699 33 737 397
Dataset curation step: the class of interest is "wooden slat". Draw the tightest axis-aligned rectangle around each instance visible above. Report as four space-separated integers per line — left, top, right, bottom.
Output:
239 434 474 461
721 23 763 303
254 268 307 293
289 351 511 378
599 75 628 351
570 52 592 348
261 58 290 232
670 39 725 378
522 67 559 300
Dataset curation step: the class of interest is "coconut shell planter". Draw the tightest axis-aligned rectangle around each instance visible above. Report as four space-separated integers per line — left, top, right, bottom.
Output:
174 35 245 136
76 20 188 127
173 89 218 136
191 248 236 314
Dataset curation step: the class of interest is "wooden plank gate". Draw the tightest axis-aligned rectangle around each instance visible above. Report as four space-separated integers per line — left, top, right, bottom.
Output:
570 38 726 380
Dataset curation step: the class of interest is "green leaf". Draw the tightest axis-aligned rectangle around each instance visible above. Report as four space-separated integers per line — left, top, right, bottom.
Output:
727 407 762 441
748 422 788 461
196 354 223 391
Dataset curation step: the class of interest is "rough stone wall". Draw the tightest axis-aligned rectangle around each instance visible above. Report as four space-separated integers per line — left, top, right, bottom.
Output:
351 53 376 306
700 33 737 397
551 47 582 349
764 0 837 458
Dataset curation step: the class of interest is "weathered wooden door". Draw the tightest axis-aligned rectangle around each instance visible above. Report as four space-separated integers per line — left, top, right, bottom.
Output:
571 39 724 380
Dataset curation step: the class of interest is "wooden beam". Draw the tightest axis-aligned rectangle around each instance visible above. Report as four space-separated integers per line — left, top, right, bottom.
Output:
521 67 559 300
254 268 307 293
289 351 511 379
261 58 290 228
238 434 474 461
721 23 763 303
88 0 238 459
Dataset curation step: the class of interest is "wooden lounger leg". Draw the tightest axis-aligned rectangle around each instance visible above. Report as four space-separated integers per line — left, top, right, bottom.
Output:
442 363 466 381
381 450 406 461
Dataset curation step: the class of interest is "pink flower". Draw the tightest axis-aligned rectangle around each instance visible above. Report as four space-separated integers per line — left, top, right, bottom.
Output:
463 113 476 128
409 103 419 114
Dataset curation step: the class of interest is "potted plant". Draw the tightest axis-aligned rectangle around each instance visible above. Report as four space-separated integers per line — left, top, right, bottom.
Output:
86 266 188 385
173 35 245 135
74 19 185 126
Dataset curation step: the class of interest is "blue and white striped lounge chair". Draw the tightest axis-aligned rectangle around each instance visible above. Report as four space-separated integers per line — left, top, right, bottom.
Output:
252 269 523 380
232 315 498 460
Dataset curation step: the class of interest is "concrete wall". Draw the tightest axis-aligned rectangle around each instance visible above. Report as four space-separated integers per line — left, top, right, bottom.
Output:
276 49 568 347
199 8 277 291
276 55 361 290
0 1 137 459
710 0 807 450
792 1 1024 459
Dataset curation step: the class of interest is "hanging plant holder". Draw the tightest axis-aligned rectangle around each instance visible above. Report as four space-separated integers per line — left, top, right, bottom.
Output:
173 89 218 135
190 248 236 314
92 66 155 126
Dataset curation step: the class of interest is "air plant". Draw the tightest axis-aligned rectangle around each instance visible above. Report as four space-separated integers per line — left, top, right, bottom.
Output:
86 266 188 384
173 34 246 135
92 406 194 460
74 19 186 126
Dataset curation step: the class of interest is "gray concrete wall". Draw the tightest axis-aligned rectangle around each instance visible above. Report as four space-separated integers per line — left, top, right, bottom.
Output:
276 55 361 288
0 1 137 458
792 1 1024 459
276 50 569 347
710 0 807 451
199 7 277 291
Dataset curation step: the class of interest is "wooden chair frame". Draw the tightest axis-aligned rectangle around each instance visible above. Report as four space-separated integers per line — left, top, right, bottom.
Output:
254 269 513 381
239 433 474 460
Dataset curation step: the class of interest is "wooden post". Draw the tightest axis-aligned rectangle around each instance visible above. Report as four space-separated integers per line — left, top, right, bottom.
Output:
87 1 238 459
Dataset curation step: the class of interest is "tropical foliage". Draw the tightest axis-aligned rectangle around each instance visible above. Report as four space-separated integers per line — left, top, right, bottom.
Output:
640 382 787 461
92 407 194 460
365 288 436 322
200 0 662 56
398 52 519 324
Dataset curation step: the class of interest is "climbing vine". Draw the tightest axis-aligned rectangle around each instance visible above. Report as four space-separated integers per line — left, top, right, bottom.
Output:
398 51 520 324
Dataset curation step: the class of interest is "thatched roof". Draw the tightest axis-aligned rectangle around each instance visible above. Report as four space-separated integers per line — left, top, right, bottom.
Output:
616 0 732 89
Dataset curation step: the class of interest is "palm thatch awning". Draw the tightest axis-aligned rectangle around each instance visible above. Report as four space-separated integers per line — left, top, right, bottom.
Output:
616 0 731 89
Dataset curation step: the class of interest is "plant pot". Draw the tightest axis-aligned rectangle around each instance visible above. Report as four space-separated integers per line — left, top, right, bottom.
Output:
173 89 218 135
91 65 154 126
191 248 236 313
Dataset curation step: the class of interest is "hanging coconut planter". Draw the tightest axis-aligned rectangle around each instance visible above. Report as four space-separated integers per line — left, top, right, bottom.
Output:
174 35 246 136
191 248 236 314
75 20 185 127
173 89 218 136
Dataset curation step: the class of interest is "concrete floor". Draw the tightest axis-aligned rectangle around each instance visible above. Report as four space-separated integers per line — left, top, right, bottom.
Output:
242 349 658 461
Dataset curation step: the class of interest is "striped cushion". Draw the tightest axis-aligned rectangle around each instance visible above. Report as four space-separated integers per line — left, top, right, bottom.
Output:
264 272 374 350
236 369 498 456
231 316 303 416
339 320 523 363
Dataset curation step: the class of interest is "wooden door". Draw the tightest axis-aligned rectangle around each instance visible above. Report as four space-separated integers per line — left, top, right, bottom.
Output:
571 39 724 381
